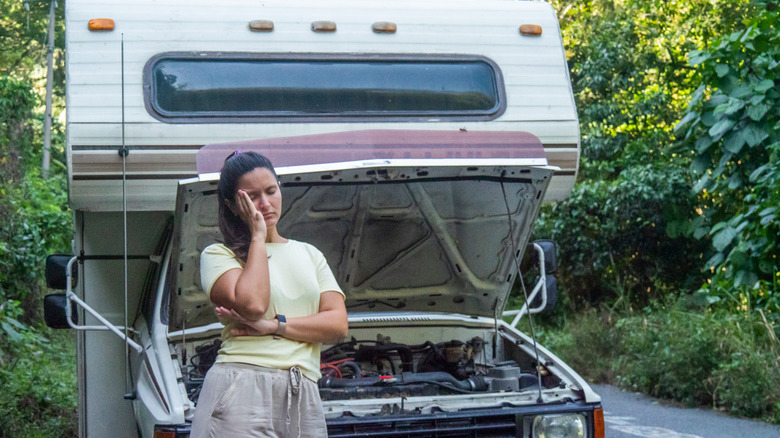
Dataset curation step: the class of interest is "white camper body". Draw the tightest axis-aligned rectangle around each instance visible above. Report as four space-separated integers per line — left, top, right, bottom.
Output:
60 1 591 437
67 0 578 211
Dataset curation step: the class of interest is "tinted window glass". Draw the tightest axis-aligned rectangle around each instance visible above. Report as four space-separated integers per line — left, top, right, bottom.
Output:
149 55 501 120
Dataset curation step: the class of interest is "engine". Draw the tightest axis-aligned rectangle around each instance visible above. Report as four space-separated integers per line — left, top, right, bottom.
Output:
317 336 541 401
181 335 546 404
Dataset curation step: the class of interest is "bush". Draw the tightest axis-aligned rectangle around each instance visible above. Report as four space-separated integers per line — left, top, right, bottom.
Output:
615 306 723 406
536 309 617 383
534 165 707 309
676 3 780 312
0 329 77 438
712 348 780 420
0 75 75 438
537 297 780 423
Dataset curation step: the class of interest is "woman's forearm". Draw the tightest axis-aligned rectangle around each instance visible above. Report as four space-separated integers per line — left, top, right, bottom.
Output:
281 309 348 344
229 236 272 319
226 188 272 319
224 292 348 343
232 309 348 344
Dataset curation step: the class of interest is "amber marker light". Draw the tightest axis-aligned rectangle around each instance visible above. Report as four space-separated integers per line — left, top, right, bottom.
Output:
249 20 274 32
372 22 397 33
519 24 542 36
88 18 115 31
311 21 337 32
594 407 605 438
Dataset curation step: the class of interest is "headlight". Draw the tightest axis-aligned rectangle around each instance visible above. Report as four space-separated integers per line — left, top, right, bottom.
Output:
531 413 586 438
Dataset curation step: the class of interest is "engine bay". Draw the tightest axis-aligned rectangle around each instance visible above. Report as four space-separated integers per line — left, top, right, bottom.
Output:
317 336 546 401
178 331 560 406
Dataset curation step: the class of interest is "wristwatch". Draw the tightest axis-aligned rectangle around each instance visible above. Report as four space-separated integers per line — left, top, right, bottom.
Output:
273 314 287 339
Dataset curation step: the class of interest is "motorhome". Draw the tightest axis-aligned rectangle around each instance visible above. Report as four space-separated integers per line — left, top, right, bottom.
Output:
45 0 602 436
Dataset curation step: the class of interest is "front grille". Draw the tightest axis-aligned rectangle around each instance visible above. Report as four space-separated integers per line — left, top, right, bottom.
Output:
327 412 518 438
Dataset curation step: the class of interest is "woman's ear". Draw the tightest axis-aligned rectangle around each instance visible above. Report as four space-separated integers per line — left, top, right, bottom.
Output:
225 198 238 216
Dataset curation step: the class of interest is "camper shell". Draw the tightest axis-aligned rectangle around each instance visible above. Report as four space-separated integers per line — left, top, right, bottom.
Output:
49 0 601 437
66 0 578 212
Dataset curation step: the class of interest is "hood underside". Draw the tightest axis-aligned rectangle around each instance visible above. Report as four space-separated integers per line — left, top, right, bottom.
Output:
169 130 554 331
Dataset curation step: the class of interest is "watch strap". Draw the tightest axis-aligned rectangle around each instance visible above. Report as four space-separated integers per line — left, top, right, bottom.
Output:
273 314 287 339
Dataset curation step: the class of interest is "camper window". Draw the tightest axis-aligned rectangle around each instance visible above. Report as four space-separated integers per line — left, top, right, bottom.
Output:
143 52 504 122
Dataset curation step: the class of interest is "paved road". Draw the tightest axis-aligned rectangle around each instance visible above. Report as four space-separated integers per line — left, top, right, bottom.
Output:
593 384 780 438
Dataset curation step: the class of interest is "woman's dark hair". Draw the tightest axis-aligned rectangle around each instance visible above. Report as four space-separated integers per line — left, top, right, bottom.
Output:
217 151 278 261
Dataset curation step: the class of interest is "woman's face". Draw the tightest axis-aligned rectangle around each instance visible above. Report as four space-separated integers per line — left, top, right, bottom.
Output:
234 167 282 229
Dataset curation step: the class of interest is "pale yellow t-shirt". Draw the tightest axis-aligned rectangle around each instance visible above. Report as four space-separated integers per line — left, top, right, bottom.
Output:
200 240 344 381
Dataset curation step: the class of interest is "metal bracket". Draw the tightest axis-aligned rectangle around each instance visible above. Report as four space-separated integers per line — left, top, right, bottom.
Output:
63 256 143 353
502 242 547 328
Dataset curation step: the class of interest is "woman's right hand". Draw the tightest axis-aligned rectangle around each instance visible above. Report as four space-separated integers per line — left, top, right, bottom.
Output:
235 189 267 239
215 306 276 337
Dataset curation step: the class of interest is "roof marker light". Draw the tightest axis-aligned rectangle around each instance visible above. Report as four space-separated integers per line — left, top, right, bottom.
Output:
88 18 115 31
519 24 542 36
249 20 274 32
372 22 397 33
311 21 337 32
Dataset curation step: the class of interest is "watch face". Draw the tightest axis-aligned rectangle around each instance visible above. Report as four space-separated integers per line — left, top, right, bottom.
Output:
277 314 286 323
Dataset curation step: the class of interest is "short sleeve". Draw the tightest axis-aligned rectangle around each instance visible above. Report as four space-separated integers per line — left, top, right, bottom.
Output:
200 244 243 297
308 245 345 300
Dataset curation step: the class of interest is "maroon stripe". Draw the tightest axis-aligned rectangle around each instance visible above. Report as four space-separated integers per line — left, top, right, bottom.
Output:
71 144 202 151
73 174 196 181
197 129 547 174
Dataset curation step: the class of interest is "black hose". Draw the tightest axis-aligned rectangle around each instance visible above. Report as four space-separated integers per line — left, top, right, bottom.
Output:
337 361 362 377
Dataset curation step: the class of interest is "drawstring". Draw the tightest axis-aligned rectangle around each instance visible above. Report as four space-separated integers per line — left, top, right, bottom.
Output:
286 366 303 437
290 366 302 395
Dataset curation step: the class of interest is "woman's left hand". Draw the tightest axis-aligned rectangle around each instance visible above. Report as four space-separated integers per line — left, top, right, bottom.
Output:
215 306 277 337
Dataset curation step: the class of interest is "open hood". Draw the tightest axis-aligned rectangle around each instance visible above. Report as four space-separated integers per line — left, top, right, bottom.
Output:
169 130 555 331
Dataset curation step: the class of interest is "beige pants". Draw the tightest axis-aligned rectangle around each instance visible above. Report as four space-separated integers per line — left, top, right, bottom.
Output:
190 362 327 438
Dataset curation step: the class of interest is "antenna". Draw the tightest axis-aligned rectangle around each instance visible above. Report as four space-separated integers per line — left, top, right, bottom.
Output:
119 33 135 401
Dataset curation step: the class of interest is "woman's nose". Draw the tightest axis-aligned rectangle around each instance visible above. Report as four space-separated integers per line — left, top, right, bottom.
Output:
256 196 270 209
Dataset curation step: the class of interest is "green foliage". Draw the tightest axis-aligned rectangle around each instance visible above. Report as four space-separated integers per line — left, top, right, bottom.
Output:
0 0 65 84
536 309 617 383
615 307 724 406
0 76 37 183
529 0 755 308
0 172 71 318
615 304 780 420
0 72 74 437
534 165 707 309
0 299 45 365
553 0 753 179
0 76 71 321
0 330 77 438
676 3 780 318
539 299 780 423
509 0 780 426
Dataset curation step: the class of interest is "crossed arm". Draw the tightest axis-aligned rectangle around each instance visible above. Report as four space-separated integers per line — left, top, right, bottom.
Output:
210 258 348 344
216 291 348 344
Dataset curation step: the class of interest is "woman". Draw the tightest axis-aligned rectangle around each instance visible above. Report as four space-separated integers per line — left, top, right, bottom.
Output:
191 151 348 438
